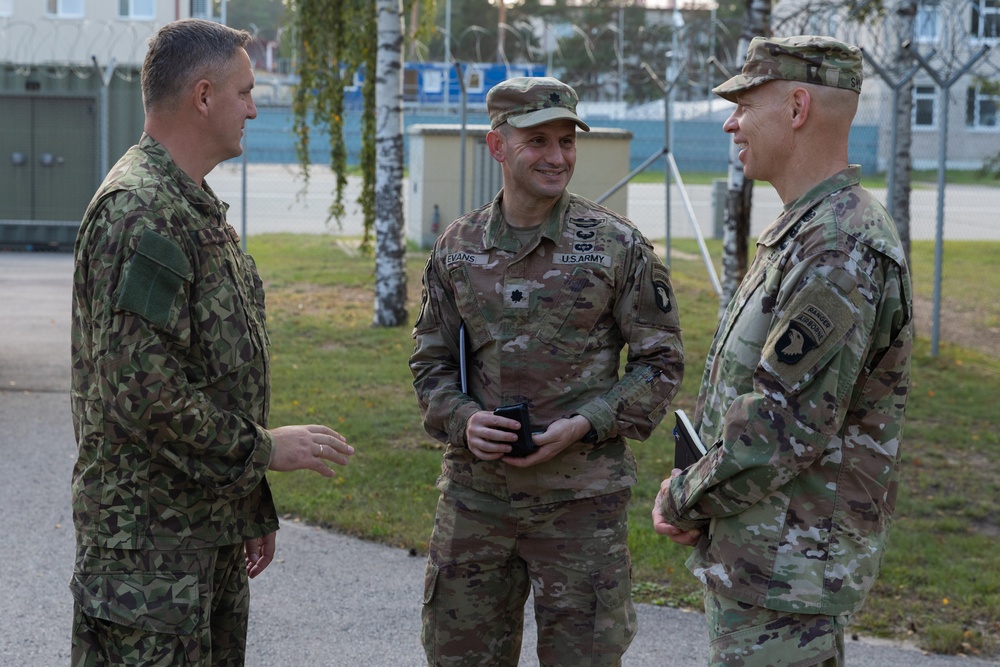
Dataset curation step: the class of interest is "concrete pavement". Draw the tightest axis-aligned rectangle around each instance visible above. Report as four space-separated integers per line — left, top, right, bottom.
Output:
205 163 1000 245
1 251 996 666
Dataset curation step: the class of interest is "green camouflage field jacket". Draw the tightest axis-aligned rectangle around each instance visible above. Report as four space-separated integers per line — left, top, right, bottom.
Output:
663 167 913 615
411 190 684 507
71 134 278 551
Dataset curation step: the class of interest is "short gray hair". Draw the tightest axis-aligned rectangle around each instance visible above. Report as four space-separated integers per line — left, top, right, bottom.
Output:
141 18 252 112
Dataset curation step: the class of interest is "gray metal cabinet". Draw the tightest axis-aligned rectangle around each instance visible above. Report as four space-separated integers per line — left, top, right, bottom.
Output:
1 95 97 223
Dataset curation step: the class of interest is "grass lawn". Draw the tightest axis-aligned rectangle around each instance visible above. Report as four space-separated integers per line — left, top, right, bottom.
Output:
252 233 999 658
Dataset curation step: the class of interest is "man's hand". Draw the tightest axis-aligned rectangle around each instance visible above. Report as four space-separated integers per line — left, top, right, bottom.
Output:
465 410 520 460
245 532 276 579
502 415 592 468
269 424 354 477
465 412 593 466
652 473 701 547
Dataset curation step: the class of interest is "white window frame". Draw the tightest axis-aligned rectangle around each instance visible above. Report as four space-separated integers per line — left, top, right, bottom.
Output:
913 84 938 129
118 0 155 20
970 0 1000 40
966 84 1000 129
46 0 84 18
915 0 941 43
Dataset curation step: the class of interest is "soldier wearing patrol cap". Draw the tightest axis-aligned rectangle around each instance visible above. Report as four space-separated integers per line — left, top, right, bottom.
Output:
411 76 684 665
70 18 355 666
653 35 913 666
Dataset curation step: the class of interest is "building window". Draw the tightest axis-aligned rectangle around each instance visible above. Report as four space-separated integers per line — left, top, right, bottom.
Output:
970 0 1000 39
915 0 941 42
914 85 937 128
403 68 420 101
119 0 155 19
47 0 84 17
0 0 12 19
190 0 210 20
966 84 999 128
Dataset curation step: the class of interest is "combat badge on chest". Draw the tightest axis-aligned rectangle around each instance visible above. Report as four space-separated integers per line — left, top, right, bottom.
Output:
555 217 612 267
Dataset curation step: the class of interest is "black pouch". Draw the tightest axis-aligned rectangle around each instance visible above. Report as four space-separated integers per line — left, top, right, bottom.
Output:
493 402 538 458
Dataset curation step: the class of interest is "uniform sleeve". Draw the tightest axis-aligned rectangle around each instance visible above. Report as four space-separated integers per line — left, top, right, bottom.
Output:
87 207 272 500
574 237 684 443
664 252 879 529
409 254 482 446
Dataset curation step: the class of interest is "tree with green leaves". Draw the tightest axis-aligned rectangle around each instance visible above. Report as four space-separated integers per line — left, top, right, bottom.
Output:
225 0 287 41
291 0 435 327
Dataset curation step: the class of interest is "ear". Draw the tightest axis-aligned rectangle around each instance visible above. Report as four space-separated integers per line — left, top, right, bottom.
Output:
486 129 505 162
789 87 811 129
192 79 212 118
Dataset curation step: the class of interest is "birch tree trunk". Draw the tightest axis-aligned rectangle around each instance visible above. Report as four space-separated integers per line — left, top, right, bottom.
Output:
719 0 771 320
891 0 916 265
373 0 408 327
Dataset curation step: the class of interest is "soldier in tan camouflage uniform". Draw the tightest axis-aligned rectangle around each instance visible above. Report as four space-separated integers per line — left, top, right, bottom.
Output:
70 19 354 666
410 77 685 666
653 36 913 666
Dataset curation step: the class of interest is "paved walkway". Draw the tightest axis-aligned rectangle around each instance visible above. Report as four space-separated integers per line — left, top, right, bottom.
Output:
1 252 996 666
206 163 1000 244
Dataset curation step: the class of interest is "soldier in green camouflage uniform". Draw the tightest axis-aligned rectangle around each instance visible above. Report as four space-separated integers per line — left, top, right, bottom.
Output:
70 19 354 667
653 36 913 667
410 77 685 666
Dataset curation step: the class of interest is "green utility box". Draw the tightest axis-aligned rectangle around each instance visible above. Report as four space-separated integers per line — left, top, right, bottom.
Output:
0 64 143 250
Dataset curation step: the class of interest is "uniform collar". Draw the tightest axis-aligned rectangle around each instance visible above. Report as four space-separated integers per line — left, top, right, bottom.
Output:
137 133 228 221
483 189 571 251
757 166 860 247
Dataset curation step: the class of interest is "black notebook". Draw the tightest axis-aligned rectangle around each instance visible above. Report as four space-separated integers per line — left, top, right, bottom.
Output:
673 410 708 470
459 321 469 394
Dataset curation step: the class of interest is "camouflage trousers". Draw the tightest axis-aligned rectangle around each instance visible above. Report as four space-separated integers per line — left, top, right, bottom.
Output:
704 588 849 667
422 479 637 667
70 542 249 667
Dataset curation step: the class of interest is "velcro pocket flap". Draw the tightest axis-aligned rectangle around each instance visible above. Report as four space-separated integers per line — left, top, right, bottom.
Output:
593 556 632 609
422 562 440 605
115 229 193 330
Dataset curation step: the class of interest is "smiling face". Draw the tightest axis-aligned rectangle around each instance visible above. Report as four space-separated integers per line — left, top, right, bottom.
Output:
492 119 577 208
722 82 793 185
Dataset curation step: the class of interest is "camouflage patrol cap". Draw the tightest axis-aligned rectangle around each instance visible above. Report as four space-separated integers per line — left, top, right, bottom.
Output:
487 76 590 131
713 35 863 103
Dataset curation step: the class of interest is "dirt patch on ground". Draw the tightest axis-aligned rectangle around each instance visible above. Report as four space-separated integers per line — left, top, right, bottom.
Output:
911 294 1000 358
266 283 373 316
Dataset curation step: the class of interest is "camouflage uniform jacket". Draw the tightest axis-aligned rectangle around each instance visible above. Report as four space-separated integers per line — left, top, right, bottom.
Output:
71 134 278 551
662 167 913 615
410 190 684 507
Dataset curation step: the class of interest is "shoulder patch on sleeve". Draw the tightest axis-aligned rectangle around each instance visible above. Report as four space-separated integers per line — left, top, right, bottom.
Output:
762 278 857 391
637 261 680 328
114 229 192 330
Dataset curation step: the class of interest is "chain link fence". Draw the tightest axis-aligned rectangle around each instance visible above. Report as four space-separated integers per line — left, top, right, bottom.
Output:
214 98 997 246
3 14 996 352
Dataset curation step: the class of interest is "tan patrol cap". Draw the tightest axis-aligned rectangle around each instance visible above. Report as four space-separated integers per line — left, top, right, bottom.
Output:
713 35 863 103
487 76 590 131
